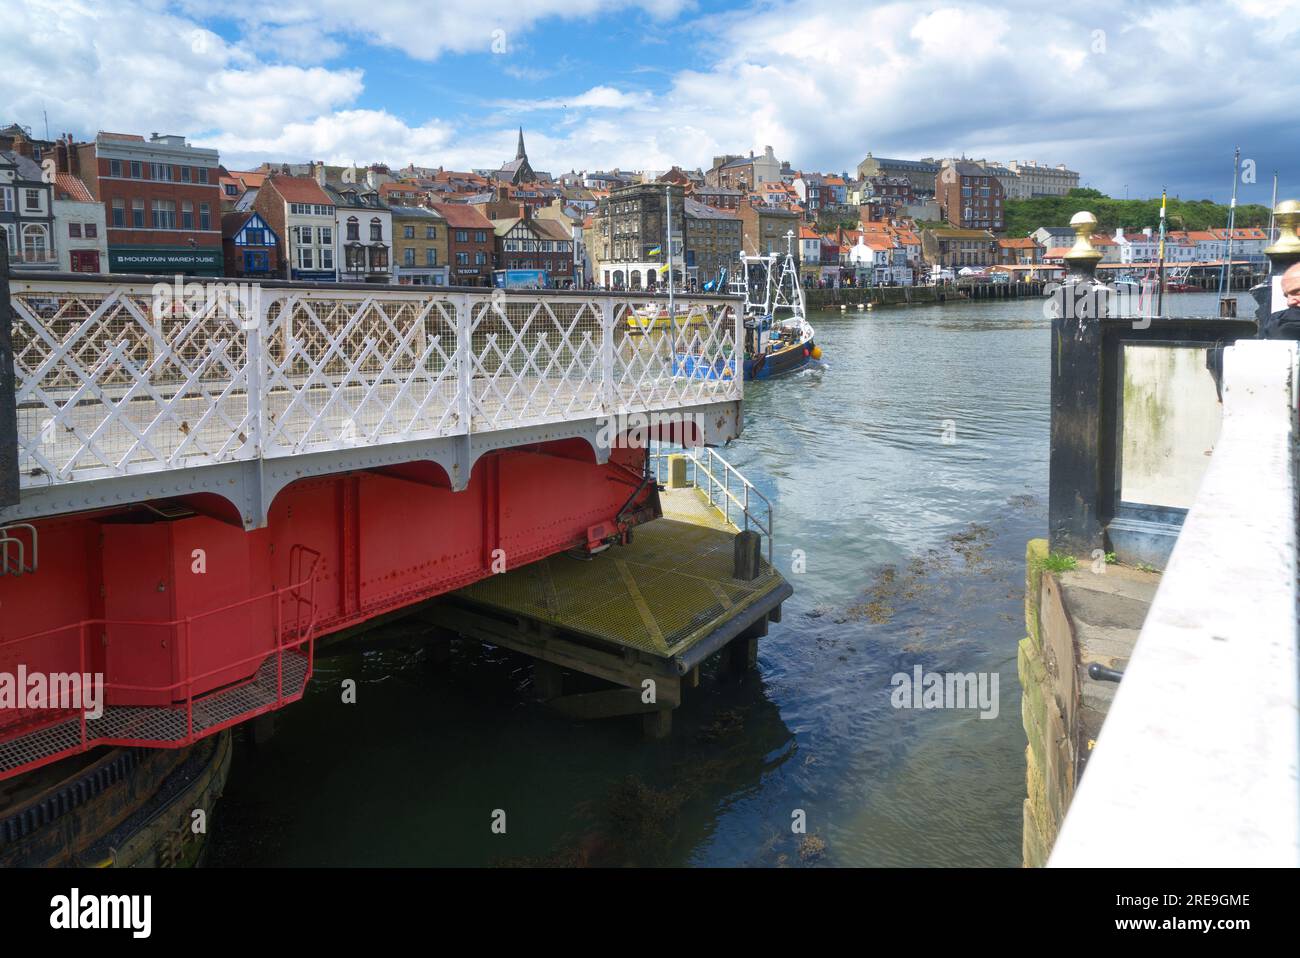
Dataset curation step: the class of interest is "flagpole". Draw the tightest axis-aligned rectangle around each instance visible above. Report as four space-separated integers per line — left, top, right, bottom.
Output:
1157 188 1166 318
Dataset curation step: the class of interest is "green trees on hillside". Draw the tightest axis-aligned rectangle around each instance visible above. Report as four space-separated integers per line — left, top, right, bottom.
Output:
1001 188 1272 237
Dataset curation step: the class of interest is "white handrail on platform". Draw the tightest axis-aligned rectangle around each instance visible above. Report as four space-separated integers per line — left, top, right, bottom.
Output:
6 280 742 489
1049 339 1300 867
652 446 773 564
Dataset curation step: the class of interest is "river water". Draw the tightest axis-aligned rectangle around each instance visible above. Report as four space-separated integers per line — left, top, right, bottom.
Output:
208 296 1060 867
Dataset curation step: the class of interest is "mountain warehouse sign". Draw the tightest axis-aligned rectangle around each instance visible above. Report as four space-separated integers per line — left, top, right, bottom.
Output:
109 246 222 276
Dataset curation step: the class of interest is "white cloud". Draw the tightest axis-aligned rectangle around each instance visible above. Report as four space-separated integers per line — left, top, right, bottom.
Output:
3 0 1294 199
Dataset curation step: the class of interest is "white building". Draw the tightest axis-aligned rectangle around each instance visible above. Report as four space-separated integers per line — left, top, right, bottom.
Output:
1006 160 1080 197
326 182 393 283
52 173 107 272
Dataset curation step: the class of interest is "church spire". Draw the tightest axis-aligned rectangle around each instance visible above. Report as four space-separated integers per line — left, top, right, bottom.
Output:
516 127 526 161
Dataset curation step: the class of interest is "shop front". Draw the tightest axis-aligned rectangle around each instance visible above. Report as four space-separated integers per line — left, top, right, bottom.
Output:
108 245 222 277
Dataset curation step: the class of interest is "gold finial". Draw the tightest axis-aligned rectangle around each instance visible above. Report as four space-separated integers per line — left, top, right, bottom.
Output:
1265 199 1300 256
1065 211 1102 264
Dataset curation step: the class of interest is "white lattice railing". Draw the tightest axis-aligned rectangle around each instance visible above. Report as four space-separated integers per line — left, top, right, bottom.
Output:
7 280 742 487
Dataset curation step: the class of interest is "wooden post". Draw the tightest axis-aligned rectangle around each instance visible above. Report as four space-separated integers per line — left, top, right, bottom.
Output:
0 242 17 508
733 529 761 580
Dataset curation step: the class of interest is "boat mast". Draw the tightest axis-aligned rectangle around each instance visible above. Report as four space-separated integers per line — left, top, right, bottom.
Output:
1218 147 1240 302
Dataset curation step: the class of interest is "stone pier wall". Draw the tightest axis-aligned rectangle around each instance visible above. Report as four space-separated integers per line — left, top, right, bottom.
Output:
1018 538 1157 866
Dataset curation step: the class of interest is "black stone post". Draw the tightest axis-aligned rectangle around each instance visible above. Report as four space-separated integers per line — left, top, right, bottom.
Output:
1048 212 1107 556
0 243 17 508
1257 200 1300 334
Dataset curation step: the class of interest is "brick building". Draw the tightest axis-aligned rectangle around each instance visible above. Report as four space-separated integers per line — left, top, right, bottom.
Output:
936 160 1005 232
683 198 741 288
65 132 223 276
389 205 449 285
430 202 494 286
738 199 800 256
252 175 337 282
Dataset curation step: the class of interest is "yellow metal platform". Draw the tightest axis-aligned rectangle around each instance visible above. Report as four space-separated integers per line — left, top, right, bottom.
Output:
452 514 786 660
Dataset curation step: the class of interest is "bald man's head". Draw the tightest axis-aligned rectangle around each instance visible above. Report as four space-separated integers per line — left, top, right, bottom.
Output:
1284 262 1300 309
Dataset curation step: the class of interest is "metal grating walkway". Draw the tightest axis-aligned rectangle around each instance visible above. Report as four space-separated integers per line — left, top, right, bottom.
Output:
452 518 782 658
0 651 310 777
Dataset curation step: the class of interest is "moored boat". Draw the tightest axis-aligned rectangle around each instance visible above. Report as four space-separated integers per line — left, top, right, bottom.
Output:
735 232 820 381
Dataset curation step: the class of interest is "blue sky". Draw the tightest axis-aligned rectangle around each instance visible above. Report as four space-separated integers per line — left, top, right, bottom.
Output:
3 0 1297 205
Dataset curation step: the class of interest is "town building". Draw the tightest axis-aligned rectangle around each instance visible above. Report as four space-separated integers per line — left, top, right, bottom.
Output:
693 185 742 211
430 202 494 286
52 173 106 272
997 236 1041 266
595 182 686 290
936 160 1005 231
921 227 999 267
390 205 449 286
220 210 280 279
0 123 57 164
738 199 800 256
66 131 223 276
0 149 56 271
493 128 550 185
253 174 337 282
325 180 392 283
1006 160 1080 197
491 210 575 286
855 154 940 197
707 147 783 192
683 198 741 289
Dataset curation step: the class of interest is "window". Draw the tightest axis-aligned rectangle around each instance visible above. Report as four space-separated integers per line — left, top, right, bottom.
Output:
318 226 332 246
425 248 437 266
370 217 382 241
181 201 193 229
130 161 142 179
199 203 210 230
69 222 82 238
224 183 238 196
111 198 125 227
474 252 485 266
455 230 468 243
456 251 469 265
22 224 48 262
346 217 359 241
403 225 414 239
85 223 97 238
370 247 388 270
109 159 121 177
152 199 177 229
150 163 173 181
404 248 415 266
182 166 194 183
0 187 11 212
426 226 436 239
347 245 365 269
132 199 145 228
24 189 41 211
197 168 208 184
245 228 265 246
320 248 333 269
298 246 314 269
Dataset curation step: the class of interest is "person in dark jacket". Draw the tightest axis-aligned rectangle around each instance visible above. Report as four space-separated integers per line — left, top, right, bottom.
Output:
1258 262 1300 339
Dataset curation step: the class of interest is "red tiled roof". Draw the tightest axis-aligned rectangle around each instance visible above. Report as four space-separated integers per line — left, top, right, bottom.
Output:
429 202 494 229
266 175 333 205
53 173 93 203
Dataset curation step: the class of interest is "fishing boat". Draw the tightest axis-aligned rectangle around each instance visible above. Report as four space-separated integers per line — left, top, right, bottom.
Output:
733 233 820 381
